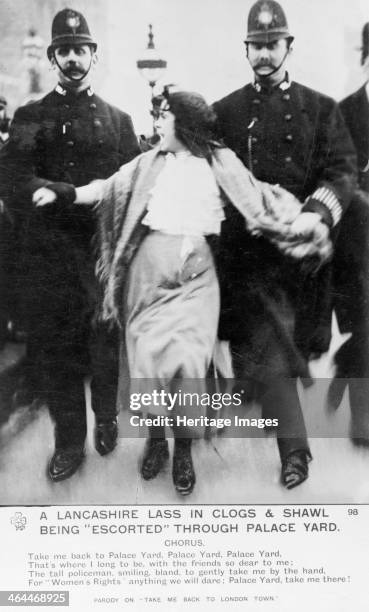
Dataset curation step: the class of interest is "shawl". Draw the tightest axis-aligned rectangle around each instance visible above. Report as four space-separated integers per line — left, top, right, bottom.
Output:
97 146 332 323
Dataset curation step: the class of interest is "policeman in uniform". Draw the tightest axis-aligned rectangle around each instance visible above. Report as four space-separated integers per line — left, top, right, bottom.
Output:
329 23 369 441
213 0 357 487
0 9 140 481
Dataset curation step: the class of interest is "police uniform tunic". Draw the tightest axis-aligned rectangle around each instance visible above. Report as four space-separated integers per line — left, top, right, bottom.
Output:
0 84 140 447
214 79 356 215
214 78 357 356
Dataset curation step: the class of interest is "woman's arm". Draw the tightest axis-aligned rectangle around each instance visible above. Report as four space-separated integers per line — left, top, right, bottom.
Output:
74 180 104 206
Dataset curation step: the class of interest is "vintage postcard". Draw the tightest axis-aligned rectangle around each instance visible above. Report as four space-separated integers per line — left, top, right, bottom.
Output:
0 0 368 610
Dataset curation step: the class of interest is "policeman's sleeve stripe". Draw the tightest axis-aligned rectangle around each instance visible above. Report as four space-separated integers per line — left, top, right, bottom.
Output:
309 187 342 226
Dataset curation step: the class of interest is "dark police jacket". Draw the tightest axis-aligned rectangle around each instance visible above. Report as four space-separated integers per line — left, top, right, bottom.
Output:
214 80 357 213
213 79 357 362
0 85 140 248
340 85 369 192
0 85 140 332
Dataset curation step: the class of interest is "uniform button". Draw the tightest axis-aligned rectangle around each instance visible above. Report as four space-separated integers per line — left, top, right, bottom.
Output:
64 103 70 109
282 94 290 101
252 98 261 105
68 161 75 168
252 136 258 143
253 159 258 165
251 117 259 123
93 118 102 127
98 139 104 145
285 156 292 163
285 114 292 121
64 121 72 127
67 140 74 147
89 103 97 110
285 134 293 142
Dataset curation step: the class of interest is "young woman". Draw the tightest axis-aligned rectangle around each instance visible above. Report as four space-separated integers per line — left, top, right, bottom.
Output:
35 89 331 494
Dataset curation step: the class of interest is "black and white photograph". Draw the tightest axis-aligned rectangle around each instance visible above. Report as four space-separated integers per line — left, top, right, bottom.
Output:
0 0 369 511
2 2 369 610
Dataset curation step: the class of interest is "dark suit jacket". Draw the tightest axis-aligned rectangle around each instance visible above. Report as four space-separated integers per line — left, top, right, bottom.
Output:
333 87 369 376
340 85 369 192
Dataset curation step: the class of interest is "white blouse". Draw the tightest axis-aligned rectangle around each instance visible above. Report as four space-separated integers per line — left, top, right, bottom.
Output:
142 151 224 236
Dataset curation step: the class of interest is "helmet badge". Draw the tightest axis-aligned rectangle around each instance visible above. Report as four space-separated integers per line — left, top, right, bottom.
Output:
66 11 80 34
257 3 277 29
258 10 273 25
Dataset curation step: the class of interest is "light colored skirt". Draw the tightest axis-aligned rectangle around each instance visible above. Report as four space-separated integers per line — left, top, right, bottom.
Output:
117 232 220 431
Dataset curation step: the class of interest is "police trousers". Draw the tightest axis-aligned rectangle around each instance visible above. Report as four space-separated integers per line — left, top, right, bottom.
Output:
22 232 118 449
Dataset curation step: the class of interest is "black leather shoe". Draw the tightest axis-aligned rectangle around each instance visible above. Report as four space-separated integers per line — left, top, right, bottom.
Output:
172 442 196 495
94 418 118 456
48 447 85 482
281 450 309 490
141 439 169 480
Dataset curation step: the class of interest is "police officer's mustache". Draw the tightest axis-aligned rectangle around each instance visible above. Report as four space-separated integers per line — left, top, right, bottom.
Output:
254 61 274 69
64 63 84 75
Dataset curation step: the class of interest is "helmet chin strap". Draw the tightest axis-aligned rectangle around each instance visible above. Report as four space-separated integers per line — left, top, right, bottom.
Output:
52 51 93 83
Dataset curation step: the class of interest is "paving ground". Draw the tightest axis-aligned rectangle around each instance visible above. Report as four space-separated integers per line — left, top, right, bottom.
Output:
0 325 368 506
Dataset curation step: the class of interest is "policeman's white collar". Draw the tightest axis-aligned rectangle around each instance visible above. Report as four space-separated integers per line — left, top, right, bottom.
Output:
253 72 291 92
55 84 94 96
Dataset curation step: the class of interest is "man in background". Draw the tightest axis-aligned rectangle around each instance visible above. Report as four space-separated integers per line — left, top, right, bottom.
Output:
329 23 369 442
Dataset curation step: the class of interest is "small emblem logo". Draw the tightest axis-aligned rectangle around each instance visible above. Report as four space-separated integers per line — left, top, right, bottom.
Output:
258 9 273 26
66 11 80 32
11 512 27 531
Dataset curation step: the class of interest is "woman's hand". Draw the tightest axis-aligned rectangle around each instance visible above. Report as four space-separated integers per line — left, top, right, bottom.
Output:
260 183 302 224
277 212 332 264
288 211 325 239
32 187 57 207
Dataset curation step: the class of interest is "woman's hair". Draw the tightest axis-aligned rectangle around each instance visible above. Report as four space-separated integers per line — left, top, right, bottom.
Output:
159 87 220 158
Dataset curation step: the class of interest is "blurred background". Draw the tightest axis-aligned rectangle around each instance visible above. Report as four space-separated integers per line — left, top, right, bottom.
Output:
0 0 368 135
